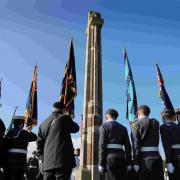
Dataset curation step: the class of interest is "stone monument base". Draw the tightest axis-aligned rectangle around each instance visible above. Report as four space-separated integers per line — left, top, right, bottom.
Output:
75 166 91 180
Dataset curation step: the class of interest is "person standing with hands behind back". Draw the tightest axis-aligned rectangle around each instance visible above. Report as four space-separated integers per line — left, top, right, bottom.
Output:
131 105 164 180
160 109 180 180
98 108 132 180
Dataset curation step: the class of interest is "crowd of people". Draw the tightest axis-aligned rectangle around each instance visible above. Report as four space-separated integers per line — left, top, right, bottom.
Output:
0 101 180 180
0 102 80 180
99 106 180 180
24 148 80 180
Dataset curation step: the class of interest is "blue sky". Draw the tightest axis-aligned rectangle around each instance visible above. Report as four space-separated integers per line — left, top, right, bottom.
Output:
0 0 180 152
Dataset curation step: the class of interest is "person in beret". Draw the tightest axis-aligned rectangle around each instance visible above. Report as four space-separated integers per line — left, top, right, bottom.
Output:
131 105 164 180
37 101 79 180
98 108 132 180
160 109 180 180
4 116 37 180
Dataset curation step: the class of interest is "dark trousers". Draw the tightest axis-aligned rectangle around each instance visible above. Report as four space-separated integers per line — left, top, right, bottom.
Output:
27 178 37 180
43 168 72 180
4 165 25 180
127 169 139 180
105 157 126 180
139 158 164 180
26 169 38 180
36 173 43 180
0 169 4 180
168 160 180 180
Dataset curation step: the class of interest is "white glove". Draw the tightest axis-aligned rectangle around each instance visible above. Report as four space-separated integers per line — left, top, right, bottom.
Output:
99 166 104 174
133 165 140 172
167 163 175 174
127 165 132 172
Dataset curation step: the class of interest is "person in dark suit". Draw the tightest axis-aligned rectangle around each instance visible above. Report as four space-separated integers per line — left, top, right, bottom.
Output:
0 118 6 179
160 109 180 180
131 105 164 180
26 151 39 180
98 108 132 180
4 116 37 180
37 102 79 180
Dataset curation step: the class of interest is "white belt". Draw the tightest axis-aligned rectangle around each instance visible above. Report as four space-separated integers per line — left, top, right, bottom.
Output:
8 149 27 155
141 147 159 152
29 165 38 169
172 144 180 149
106 144 123 149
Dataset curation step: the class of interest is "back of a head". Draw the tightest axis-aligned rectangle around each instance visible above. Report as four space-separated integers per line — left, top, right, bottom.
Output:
32 151 37 157
161 109 176 121
53 101 65 114
105 108 119 120
13 116 25 128
138 105 151 116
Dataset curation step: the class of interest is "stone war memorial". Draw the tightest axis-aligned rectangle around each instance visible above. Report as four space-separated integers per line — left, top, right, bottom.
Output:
2 2 180 180
75 11 104 180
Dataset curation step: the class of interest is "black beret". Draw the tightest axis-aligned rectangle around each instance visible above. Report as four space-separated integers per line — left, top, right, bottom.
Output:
161 109 175 117
105 109 119 119
53 101 65 109
138 105 150 114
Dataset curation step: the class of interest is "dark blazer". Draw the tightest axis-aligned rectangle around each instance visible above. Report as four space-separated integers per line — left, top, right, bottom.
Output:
37 112 79 171
5 128 37 166
160 122 180 163
99 120 132 167
131 117 160 164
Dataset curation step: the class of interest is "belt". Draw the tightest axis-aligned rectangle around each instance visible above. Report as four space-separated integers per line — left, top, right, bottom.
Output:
172 144 180 149
141 147 159 152
106 144 123 149
29 165 38 169
8 149 27 155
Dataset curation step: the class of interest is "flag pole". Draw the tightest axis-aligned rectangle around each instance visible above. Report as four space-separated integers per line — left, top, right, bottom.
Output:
5 106 18 136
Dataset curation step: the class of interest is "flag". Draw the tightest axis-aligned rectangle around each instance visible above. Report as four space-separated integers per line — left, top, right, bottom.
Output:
25 65 38 127
59 40 77 117
156 64 174 110
124 49 138 122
